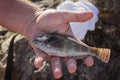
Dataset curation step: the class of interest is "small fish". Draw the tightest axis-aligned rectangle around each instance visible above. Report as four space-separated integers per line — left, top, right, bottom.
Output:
32 33 110 63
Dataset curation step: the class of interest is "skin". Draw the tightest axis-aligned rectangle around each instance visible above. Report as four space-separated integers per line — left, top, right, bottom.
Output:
0 0 94 79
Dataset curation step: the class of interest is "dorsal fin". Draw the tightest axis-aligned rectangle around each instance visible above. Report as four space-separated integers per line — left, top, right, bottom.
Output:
67 36 89 48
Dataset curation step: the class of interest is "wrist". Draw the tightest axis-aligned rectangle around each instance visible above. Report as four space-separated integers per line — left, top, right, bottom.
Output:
0 0 43 37
22 11 43 38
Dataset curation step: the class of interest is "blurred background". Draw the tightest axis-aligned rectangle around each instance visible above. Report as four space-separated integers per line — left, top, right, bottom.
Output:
0 0 120 80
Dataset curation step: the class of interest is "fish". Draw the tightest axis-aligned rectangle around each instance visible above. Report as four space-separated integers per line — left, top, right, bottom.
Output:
32 33 110 63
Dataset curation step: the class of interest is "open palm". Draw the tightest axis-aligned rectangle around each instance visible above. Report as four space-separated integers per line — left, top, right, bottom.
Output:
28 9 94 79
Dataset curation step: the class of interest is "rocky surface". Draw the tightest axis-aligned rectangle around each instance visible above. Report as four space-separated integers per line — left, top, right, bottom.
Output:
0 0 120 80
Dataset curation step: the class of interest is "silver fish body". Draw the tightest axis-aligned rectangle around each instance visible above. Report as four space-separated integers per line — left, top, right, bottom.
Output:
32 33 96 58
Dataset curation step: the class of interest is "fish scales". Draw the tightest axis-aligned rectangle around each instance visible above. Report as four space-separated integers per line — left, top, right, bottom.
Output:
32 33 110 63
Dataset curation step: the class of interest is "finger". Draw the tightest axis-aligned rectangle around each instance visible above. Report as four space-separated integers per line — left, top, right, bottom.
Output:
54 23 74 36
51 57 62 79
59 11 93 22
83 56 94 67
66 58 77 73
34 49 47 69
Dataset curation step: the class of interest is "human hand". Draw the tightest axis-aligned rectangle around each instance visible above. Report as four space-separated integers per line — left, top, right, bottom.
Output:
26 9 94 79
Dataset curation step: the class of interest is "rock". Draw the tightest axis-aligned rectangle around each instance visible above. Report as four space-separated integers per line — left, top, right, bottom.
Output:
94 0 120 11
0 0 120 80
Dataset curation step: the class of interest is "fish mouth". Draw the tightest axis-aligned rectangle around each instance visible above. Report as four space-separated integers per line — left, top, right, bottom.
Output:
32 39 39 44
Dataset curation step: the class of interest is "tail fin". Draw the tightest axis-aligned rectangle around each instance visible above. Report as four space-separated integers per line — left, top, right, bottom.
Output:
92 47 110 63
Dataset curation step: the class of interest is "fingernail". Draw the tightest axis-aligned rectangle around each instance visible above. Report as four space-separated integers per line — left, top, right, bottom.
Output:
35 57 43 68
68 63 77 73
54 68 62 79
84 56 94 67
82 12 93 21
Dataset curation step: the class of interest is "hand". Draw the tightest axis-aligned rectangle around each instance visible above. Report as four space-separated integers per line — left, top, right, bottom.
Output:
27 9 94 79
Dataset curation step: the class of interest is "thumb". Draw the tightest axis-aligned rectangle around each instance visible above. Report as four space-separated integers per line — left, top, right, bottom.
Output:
59 11 93 22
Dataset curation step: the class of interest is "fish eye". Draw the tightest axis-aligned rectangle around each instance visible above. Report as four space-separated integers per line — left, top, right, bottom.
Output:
47 36 59 42
38 34 43 37
36 36 48 41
